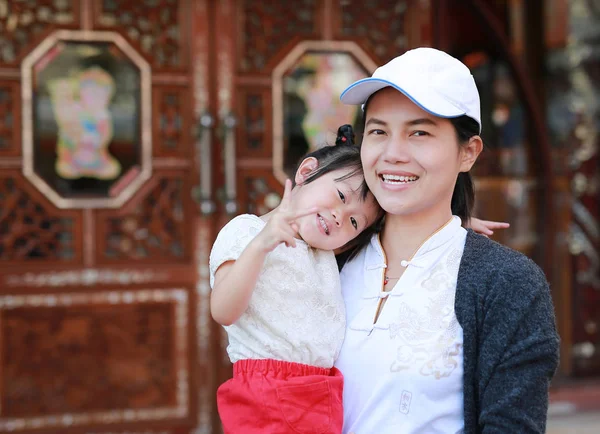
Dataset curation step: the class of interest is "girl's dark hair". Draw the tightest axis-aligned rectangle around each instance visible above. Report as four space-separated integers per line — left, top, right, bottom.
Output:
292 125 384 265
292 124 369 200
361 93 478 224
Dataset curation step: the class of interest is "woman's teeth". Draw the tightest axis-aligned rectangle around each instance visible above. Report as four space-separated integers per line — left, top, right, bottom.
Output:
381 174 419 184
318 215 329 235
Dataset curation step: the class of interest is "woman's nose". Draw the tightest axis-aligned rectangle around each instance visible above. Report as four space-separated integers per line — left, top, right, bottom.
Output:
383 137 411 163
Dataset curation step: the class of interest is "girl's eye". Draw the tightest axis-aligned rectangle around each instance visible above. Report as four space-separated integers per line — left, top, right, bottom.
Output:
411 130 429 137
368 129 385 135
338 190 345 203
351 217 358 230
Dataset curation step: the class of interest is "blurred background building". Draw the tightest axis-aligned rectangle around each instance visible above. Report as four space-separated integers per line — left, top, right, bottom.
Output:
0 0 598 433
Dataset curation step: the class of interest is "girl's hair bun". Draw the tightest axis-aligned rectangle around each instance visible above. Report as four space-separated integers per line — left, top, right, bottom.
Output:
335 124 355 146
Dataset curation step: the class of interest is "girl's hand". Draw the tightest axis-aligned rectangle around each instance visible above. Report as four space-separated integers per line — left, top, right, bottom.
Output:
253 179 318 253
468 218 510 236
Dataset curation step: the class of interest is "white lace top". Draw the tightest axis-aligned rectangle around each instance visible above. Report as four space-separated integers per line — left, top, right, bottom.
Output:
209 214 346 369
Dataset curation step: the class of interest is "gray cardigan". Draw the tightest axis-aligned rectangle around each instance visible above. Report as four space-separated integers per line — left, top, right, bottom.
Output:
457 230 560 433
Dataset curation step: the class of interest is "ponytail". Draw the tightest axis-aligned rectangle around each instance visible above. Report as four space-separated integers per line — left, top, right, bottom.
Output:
449 115 480 224
451 172 474 223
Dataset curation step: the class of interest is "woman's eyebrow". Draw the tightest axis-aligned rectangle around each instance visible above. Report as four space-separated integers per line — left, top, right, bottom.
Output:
406 118 438 127
365 117 387 127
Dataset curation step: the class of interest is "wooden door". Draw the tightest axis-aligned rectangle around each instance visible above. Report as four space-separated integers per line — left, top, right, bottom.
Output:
0 1 218 433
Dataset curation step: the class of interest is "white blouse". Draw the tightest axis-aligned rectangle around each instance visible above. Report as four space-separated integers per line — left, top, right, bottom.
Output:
209 214 346 369
335 216 467 434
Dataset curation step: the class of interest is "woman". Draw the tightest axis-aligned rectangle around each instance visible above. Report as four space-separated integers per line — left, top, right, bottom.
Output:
335 48 560 434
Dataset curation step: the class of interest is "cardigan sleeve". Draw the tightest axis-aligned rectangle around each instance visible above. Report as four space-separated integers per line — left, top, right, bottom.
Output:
477 258 560 433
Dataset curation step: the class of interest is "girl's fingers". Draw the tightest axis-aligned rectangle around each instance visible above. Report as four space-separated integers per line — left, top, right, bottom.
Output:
283 235 296 248
279 179 293 208
484 221 510 229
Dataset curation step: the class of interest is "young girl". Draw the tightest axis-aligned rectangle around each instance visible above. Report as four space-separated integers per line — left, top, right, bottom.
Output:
209 125 506 434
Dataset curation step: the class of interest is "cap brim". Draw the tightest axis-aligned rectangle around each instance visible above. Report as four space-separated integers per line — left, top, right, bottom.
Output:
340 78 465 119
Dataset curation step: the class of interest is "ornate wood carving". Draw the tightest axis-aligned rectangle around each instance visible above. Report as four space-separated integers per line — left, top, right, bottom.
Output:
236 90 269 158
0 80 20 156
0 288 190 431
339 0 409 62
99 176 190 263
94 0 187 70
240 0 318 72
0 0 78 66
239 172 282 216
337 0 432 63
0 173 80 264
153 86 191 158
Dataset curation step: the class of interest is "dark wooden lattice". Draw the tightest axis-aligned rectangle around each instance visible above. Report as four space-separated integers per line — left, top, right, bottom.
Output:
96 0 185 70
153 86 190 157
2 302 176 416
101 177 187 261
0 0 77 66
339 0 409 63
244 93 266 152
240 0 318 72
241 172 283 216
0 176 76 262
0 82 19 154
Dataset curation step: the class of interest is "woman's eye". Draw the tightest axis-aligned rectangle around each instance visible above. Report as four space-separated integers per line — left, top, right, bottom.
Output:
338 190 345 203
368 129 385 135
351 217 358 230
411 130 429 137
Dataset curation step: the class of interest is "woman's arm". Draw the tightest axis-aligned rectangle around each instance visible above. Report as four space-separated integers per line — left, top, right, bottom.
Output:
478 262 560 433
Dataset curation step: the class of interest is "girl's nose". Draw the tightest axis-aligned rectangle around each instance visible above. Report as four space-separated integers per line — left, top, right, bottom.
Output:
331 210 342 227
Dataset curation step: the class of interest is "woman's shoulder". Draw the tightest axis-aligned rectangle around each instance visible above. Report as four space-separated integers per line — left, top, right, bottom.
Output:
460 229 548 290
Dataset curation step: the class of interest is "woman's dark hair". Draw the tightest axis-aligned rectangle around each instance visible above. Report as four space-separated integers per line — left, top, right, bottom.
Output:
449 115 479 224
360 93 478 225
292 125 385 265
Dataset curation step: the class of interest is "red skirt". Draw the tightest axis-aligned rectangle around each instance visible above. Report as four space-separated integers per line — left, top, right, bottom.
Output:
217 359 344 434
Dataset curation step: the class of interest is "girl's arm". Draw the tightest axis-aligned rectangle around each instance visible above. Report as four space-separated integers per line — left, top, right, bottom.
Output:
210 239 269 326
468 218 510 236
210 180 317 326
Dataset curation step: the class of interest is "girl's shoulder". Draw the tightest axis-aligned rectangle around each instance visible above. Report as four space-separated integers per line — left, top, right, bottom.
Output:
215 213 265 238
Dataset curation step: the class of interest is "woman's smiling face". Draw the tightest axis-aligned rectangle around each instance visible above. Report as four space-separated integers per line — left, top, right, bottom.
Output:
360 88 479 219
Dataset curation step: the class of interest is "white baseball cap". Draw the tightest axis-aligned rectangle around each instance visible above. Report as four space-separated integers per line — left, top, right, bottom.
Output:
340 47 482 132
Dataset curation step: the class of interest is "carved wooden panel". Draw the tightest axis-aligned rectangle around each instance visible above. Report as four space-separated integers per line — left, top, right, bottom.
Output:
0 80 20 156
240 0 318 72
0 173 81 265
0 0 78 66
0 288 190 432
98 175 191 263
237 89 270 158
153 86 191 158
239 171 282 216
94 0 187 71
337 0 432 63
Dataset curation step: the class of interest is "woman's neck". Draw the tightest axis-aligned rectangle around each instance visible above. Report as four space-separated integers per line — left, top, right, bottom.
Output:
381 209 454 261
